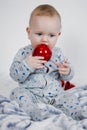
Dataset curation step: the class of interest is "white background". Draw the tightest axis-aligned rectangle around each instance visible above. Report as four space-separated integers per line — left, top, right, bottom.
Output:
0 0 87 85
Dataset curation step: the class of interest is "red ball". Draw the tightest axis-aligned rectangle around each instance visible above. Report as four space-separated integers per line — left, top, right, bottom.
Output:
32 44 52 61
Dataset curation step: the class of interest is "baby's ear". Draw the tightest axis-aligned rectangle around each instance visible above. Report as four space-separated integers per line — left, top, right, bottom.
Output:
26 27 30 39
58 32 61 36
26 27 30 33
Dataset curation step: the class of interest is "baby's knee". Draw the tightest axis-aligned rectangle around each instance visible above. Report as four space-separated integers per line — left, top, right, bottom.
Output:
10 87 27 102
10 87 36 105
10 87 19 100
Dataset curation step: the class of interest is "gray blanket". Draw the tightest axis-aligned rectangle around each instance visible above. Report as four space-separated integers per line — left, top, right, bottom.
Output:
0 91 87 130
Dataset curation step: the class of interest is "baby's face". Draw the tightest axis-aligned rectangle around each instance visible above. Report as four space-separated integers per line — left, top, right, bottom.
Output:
28 15 61 49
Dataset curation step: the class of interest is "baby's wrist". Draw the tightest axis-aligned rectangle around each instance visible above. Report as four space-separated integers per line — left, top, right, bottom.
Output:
23 57 35 72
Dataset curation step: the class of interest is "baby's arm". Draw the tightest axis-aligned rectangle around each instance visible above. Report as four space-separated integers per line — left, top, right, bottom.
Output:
55 61 74 81
10 45 46 83
55 48 74 81
10 46 34 83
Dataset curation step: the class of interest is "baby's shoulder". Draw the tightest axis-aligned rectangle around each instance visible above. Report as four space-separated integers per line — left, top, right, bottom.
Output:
52 47 62 55
18 44 33 53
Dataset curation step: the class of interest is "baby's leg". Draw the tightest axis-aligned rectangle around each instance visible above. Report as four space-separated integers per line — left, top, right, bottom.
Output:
68 85 87 118
56 93 81 120
10 87 49 121
77 85 87 118
56 85 87 120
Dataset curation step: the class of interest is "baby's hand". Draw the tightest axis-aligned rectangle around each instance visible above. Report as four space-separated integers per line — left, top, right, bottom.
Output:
28 54 47 69
55 61 70 75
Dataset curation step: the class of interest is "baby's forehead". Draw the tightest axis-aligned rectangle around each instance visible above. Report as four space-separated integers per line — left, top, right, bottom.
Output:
31 15 60 24
30 14 61 27
32 14 60 21
31 15 61 31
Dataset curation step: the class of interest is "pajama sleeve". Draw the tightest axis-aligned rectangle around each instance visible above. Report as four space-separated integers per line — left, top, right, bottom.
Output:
10 45 34 83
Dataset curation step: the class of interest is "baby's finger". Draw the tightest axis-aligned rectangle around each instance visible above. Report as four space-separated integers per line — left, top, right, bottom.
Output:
58 67 66 72
33 56 44 60
37 59 47 64
58 67 70 75
55 62 63 67
59 70 69 75
62 61 69 67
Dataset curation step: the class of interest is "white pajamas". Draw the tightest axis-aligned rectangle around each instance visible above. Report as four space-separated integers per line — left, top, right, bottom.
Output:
10 44 87 121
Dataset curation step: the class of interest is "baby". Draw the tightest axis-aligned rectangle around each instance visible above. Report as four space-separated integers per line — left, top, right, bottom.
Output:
10 4 87 121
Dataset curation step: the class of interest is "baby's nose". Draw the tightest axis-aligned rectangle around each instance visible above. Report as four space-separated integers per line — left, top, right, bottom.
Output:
41 35 48 43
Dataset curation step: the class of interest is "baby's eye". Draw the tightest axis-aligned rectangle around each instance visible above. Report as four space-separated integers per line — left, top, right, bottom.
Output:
36 33 42 36
49 34 55 37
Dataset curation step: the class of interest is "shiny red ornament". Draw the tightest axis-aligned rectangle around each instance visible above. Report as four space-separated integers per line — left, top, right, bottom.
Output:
32 44 52 61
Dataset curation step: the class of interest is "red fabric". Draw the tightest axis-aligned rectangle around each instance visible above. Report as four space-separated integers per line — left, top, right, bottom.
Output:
61 80 75 90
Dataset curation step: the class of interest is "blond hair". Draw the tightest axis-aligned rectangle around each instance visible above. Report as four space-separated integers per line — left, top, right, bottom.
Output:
29 4 61 27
